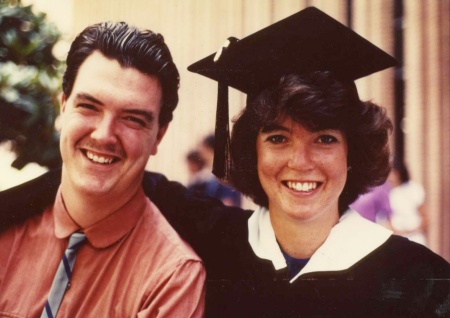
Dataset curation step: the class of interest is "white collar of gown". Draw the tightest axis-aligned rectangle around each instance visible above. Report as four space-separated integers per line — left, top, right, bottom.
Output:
248 206 392 283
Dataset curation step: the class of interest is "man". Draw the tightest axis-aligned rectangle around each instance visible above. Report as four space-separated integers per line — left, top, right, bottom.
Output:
0 22 205 317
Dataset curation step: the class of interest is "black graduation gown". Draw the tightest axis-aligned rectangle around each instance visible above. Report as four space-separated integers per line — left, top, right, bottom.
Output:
1 170 449 317
201 225 450 317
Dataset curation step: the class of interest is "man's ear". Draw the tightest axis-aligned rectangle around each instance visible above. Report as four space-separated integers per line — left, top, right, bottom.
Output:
60 92 67 113
151 124 169 156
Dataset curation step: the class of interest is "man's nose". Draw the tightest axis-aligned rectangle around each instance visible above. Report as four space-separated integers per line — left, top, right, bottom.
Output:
90 116 117 144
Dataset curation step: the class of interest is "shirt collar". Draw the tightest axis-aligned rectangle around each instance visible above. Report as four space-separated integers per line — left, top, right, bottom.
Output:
248 207 393 283
248 206 287 270
53 187 147 248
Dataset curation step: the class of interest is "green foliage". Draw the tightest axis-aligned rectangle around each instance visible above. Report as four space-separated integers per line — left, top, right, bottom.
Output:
0 0 62 169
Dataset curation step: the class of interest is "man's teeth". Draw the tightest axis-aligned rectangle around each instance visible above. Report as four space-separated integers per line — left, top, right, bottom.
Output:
86 151 114 164
286 181 318 192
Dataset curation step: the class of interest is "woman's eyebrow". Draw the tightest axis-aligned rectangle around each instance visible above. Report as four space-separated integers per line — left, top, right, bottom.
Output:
261 123 290 133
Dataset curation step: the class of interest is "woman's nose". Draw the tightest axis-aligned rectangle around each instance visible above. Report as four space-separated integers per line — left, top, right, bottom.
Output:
287 145 315 170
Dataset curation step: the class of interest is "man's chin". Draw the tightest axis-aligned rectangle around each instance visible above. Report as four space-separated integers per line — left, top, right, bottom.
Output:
67 174 116 197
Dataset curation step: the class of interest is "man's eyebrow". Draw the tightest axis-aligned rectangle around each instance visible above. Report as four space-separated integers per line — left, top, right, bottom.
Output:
261 123 290 133
74 92 104 105
74 92 155 122
123 109 155 122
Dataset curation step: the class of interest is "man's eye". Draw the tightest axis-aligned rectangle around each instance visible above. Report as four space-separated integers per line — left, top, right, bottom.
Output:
267 135 286 144
124 116 146 127
78 104 97 111
317 135 337 144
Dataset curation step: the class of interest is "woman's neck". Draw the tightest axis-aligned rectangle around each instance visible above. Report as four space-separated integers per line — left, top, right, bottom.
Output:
270 210 340 259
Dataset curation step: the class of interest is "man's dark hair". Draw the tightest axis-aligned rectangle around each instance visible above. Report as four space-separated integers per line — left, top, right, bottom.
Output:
230 72 392 215
62 21 179 127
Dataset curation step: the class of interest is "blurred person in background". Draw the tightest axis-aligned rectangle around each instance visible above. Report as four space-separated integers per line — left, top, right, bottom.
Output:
187 133 242 207
350 181 393 228
0 21 205 317
186 149 206 184
388 160 428 246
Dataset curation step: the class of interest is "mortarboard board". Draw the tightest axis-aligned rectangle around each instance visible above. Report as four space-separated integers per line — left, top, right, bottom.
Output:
188 6 397 180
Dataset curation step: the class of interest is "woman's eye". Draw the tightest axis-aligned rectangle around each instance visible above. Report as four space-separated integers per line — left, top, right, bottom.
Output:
317 135 337 144
267 135 286 144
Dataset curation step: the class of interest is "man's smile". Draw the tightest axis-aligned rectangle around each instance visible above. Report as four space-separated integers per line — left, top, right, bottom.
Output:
83 149 119 164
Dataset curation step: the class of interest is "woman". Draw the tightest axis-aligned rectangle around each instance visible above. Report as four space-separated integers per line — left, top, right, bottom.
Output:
184 71 448 318
230 71 392 266
183 7 449 317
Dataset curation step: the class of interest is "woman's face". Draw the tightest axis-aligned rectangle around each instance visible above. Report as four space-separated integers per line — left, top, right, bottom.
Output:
256 116 348 224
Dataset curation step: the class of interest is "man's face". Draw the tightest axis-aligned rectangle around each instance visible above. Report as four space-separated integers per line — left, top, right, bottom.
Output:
59 51 167 201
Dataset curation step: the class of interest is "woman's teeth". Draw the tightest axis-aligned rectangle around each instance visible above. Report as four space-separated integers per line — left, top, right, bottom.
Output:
286 181 318 192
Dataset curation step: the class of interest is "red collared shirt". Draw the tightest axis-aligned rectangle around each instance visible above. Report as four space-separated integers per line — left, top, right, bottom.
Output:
0 187 205 317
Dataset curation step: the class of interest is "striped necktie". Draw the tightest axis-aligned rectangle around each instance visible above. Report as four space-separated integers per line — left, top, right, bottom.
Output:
41 232 86 318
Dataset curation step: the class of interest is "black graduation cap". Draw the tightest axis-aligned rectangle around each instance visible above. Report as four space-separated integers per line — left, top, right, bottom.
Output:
188 6 397 179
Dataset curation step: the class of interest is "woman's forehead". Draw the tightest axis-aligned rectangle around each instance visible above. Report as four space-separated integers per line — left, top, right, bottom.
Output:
260 114 344 134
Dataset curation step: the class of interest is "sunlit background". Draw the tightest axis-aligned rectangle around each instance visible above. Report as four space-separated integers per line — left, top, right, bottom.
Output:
1 0 448 260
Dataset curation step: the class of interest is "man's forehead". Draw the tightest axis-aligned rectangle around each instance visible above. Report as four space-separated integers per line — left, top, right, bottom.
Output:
71 52 162 107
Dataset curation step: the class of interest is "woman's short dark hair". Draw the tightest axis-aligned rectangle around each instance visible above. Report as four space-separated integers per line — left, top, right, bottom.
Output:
62 21 179 127
230 72 392 215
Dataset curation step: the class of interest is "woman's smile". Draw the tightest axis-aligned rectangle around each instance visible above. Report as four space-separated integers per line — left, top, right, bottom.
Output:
283 180 321 193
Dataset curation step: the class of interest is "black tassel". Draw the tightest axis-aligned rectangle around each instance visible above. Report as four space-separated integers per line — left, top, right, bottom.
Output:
212 82 231 180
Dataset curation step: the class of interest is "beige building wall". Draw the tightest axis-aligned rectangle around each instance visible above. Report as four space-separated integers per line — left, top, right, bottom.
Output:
404 0 450 259
23 0 449 259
